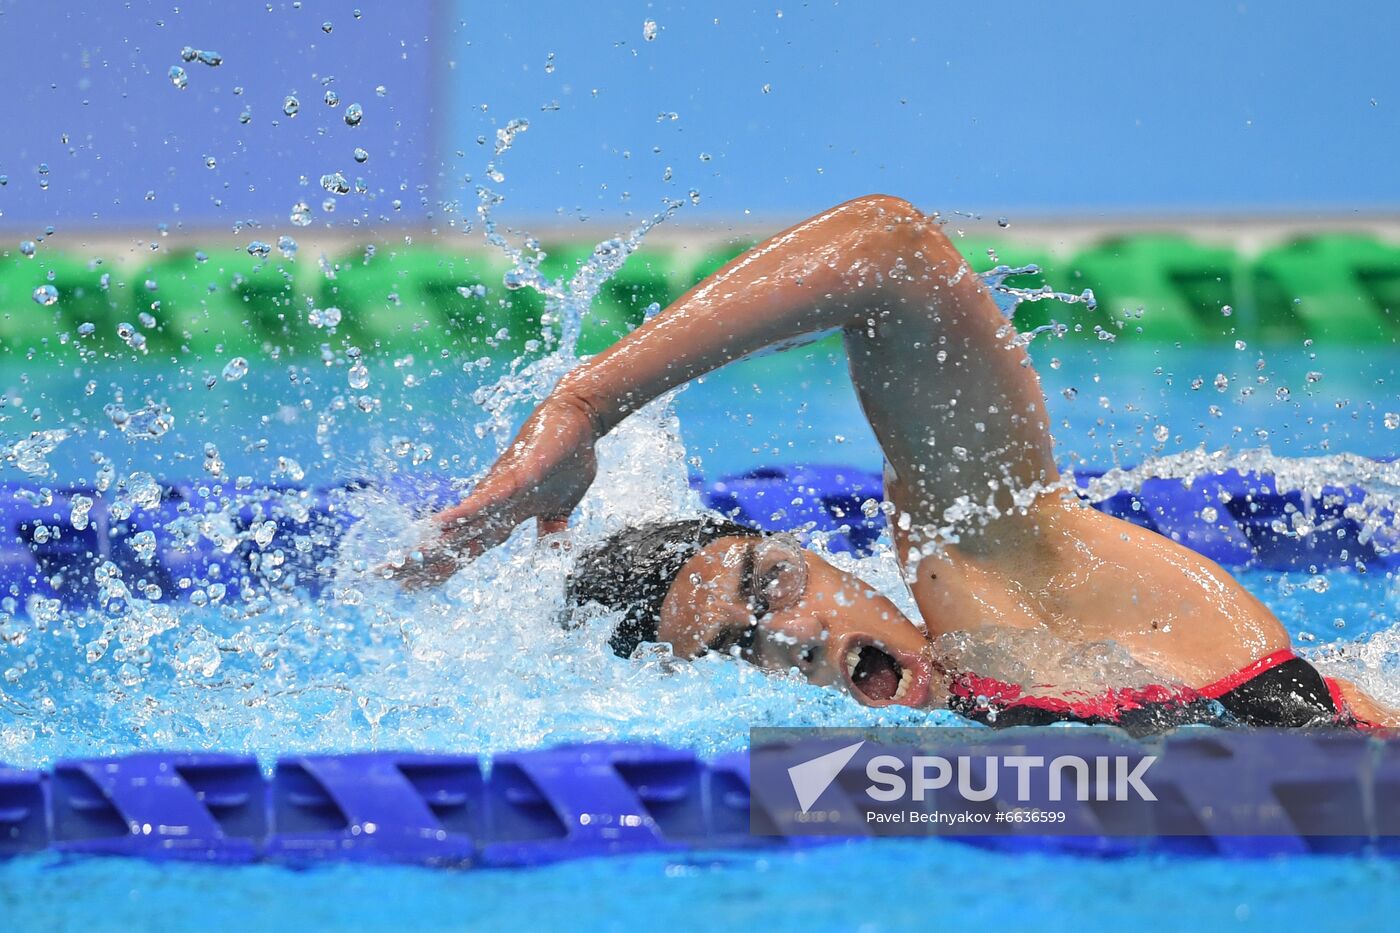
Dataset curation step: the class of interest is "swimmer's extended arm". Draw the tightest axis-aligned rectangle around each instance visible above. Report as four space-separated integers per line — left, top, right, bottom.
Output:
555 194 944 435
1332 677 1400 728
390 194 1013 585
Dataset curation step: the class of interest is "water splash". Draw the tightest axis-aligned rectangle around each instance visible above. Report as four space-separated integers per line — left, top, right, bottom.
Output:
0 90 1394 772
2 430 68 475
980 263 1097 349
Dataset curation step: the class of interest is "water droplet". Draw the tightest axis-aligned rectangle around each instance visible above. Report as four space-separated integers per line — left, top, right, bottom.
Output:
320 172 350 195
112 402 171 439
1152 424 1169 442
277 235 297 258
642 19 659 40
126 472 163 510
308 306 342 328
129 531 157 564
1234 339 1247 351
246 240 272 258
352 147 369 163
347 361 370 390
32 284 59 306
70 495 93 531
1220 304 1233 317
19 240 36 258
115 322 147 351
253 520 277 548
239 109 252 125
1384 412 1399 430
204 155 217 169
222 357 249 382
1275 386 1290 401
1305 371 1322 384
168 65 188 89
180 46 198 62
283 95 300 117
321 20 333 33
289 201 312 226
344 103 363 126
545 52 556 74
197 49 222 66
324 89 340 108
375 84 386 97
491 118 529 156
77 322 95 336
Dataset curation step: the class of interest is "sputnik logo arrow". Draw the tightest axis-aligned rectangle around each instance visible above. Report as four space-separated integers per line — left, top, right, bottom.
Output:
787 740 865 813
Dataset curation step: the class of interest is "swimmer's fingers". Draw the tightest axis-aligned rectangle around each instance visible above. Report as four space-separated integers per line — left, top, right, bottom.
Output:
537 517 573 553
537 517 568 536
380 548 460 591
385 516 566 592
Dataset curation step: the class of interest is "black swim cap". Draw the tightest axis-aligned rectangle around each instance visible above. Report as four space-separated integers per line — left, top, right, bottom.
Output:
564 517 764 659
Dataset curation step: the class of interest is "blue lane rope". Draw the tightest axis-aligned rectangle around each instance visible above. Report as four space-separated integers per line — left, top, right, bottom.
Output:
0 464 1393 611
2 731 1397 866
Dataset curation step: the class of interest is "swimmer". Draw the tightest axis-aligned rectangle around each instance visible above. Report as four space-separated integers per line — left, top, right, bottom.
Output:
389 195 1398 732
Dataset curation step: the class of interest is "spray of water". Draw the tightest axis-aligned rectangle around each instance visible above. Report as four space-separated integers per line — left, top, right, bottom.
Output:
0 148 1396 768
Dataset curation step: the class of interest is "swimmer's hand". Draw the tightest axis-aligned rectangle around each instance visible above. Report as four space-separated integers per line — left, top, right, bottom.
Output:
385 395 598 590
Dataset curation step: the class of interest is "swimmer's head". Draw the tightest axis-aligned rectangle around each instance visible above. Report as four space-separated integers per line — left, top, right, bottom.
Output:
564 517 762 658
564 518 935 708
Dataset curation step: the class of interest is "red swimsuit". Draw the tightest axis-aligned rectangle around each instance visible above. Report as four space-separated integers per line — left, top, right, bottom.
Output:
949 649 1375 733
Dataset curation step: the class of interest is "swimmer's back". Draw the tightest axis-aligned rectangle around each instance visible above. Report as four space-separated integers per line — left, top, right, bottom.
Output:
907 494 1291 689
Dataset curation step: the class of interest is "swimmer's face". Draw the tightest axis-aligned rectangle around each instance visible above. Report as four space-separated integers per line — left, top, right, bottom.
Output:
656 535 935 707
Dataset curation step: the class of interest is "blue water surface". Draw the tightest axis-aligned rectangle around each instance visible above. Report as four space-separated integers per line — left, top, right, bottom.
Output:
0 341 1396 932
2 840 1398 933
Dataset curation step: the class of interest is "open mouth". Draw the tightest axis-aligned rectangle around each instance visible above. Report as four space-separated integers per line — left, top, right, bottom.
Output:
842 642 925 706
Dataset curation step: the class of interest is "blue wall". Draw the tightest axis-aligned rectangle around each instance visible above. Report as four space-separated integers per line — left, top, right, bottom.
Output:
449 0 1400 221
0 0 437 232
1 1 1397 232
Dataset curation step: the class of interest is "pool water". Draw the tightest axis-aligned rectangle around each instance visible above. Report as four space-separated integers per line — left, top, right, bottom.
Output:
3 836 1399 932
0 296 1396 929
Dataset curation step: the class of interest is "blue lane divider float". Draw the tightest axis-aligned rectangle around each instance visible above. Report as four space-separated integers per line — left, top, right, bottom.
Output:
694 464 1398 571
0 464 1394 611
1 731 1397 867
